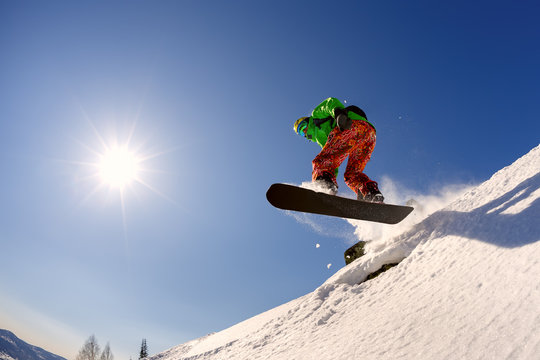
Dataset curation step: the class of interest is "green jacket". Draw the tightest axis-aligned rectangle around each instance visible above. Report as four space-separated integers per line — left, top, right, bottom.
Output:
304 97 374 148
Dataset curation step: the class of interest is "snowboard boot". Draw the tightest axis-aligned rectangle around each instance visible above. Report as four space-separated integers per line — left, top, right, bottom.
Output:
358 181 384 203
314 172 338 195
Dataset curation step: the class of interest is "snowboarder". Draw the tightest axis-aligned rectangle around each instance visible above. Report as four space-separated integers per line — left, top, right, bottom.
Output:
293 97 384 202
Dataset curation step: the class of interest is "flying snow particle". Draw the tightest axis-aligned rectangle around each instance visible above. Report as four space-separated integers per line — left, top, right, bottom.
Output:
327 263 332 269
316 244 321 248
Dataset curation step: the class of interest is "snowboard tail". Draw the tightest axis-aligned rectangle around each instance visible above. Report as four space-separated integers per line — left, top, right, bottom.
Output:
266 183 413 224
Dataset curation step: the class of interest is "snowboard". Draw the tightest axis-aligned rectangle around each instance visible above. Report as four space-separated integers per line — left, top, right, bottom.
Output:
266 183 414 224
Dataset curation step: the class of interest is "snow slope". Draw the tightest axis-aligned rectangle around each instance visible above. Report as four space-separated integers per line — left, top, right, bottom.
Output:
0 329 67 360
150 145 540 360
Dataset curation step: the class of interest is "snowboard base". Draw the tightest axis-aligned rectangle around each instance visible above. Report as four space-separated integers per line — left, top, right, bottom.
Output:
266 183 414 224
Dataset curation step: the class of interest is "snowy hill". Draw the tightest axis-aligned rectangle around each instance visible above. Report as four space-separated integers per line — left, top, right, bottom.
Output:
150 145 540 360
0 329 67 360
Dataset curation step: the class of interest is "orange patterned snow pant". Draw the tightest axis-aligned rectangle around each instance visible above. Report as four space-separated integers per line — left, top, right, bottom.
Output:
312 120 376 195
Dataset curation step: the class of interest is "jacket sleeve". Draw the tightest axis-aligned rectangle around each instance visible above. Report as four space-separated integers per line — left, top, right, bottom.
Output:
311 97 345 119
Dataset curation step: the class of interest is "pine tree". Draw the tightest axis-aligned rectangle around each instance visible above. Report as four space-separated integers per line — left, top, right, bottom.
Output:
139 339 148 359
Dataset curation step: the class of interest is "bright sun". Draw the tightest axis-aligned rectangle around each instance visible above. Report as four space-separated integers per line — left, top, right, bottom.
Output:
73 119 174 216
70 118 176 237
98 146 141 189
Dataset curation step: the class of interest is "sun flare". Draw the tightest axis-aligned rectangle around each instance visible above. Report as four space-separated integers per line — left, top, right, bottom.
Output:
98 146 141 189
68 117 179 238
71 118 176 220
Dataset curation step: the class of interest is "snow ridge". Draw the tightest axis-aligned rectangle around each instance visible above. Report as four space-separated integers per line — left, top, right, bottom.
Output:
150 145 540 360
0 329 67 360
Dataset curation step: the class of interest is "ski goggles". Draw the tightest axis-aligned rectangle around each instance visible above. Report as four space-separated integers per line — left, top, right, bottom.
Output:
294 117 308 137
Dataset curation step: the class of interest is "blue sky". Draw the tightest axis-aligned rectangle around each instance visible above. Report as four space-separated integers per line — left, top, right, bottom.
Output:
1 0 539 358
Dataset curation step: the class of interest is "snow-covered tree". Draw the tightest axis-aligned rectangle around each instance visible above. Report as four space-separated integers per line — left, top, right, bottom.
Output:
100 342 114 360
76 335 114 360
76 335 101 360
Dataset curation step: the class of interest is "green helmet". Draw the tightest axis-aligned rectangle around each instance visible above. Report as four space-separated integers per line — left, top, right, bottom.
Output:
294 117 309 136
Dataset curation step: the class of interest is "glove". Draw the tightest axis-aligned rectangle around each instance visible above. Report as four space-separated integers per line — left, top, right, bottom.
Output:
335 110 352 131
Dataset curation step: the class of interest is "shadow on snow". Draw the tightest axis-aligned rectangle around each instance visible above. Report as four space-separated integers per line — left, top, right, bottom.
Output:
407 172 540 248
